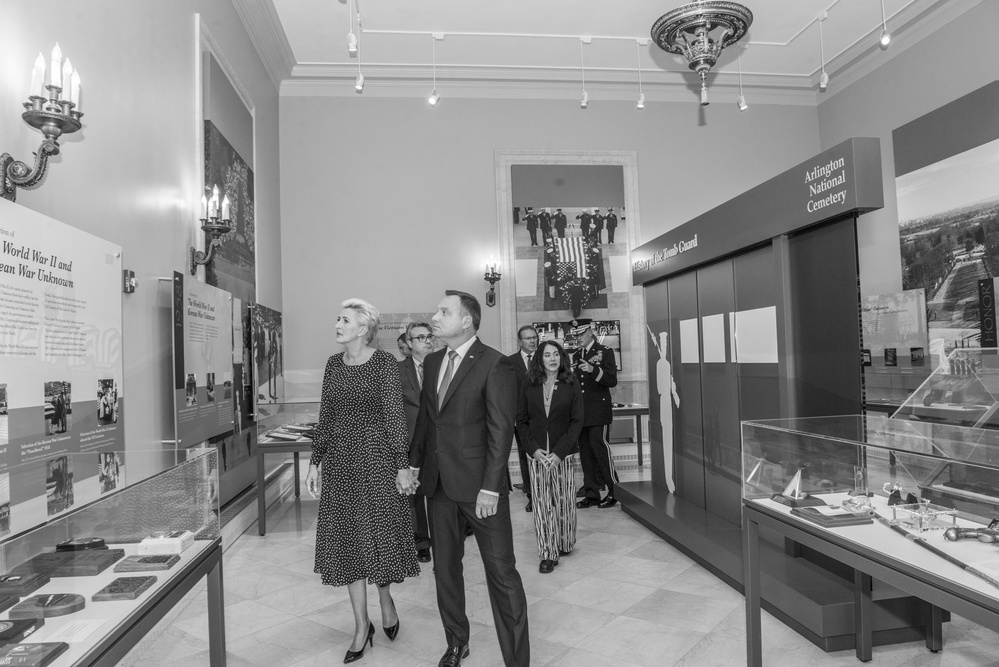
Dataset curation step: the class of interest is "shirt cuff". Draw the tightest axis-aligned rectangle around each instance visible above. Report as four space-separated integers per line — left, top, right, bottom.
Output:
409 466 420 473
480 489 499 497
594 368 603 382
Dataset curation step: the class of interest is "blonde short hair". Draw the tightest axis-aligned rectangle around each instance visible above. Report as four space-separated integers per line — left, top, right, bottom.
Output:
341 298 380 345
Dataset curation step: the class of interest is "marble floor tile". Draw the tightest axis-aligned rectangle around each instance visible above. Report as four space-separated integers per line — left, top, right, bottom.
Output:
658 563 743 603
226 616 346 666
548 574 658 615
575 615 707 667
545 647 643 667
525 598 618 647
573 529 655 556
589 554 690 589
621 588 741 634
173 598 297 643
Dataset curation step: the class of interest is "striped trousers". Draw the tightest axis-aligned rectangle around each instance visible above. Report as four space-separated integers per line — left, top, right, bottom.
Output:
527 454 577 561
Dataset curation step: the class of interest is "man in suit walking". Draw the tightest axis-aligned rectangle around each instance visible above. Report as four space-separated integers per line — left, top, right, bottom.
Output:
508 324 539 511
399 321 435 563
553 208 567 238
538 208 553 242
605 207 619 245
403 290 529 667
571 322 619 509
525 208 539 246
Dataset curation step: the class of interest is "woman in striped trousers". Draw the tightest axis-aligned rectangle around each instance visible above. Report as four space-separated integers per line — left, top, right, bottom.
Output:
515 339 583 574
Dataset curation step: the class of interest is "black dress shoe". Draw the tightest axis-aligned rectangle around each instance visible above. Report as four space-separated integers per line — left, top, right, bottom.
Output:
438 644 470 667
576 497 599 508
525 499 533 512
539 559 556 574
344 622 374 663
598 495 618 509
558 549 572 557
575 487 586 498
417 548 431 563
513 483 525 490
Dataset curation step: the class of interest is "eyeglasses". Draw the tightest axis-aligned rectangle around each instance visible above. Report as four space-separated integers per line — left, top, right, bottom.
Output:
519 336 538 341
410 334 435 343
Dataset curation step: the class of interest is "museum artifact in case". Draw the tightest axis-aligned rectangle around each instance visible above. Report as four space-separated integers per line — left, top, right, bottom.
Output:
0 448 221 665
255 402 320 444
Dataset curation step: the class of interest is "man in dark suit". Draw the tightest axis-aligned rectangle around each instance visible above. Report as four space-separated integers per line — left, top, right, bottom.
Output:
538 208 552 242
591 210 605 245
576 209 591 239
605 207 619 244
403 290 529 667
508 324 539 511
524 207 539 246
399 321 435 563
571 322 619 509
553 208 567 238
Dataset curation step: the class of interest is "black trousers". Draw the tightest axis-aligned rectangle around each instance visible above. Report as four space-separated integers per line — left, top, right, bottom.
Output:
410 493 431 550
429 491 530 667
513 432 531 498
579 424 616 499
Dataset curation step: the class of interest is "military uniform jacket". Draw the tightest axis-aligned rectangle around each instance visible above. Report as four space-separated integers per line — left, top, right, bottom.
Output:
574 341 617 426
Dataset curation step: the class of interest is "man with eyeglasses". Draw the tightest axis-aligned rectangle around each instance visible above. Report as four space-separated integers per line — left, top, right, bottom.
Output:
400 322 436 562
508 325 539 511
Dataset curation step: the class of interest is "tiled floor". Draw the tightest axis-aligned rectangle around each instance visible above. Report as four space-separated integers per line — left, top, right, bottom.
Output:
130 469 999 666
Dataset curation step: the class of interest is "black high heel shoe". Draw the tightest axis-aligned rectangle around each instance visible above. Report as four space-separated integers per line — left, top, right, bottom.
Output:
383 619 399 641
343 622 375 664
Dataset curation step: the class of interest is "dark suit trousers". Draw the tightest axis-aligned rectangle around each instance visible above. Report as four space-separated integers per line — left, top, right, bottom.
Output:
580 424 615 499
429 491 530 667
513 433 532 498
410 494 431 550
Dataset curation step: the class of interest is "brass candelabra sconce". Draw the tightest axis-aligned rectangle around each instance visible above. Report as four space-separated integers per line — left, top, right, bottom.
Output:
190 185 234 275
1 45 83 202
484 261 502 308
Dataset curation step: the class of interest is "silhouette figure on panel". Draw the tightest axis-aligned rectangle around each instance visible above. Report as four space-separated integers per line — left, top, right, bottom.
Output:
650 327 680 494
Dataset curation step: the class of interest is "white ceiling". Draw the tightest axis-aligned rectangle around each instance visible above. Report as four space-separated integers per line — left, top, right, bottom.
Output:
232 0 979 103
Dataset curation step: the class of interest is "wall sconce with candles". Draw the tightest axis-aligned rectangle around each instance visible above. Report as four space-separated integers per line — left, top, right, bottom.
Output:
190 185 234 275
484 260 502 307
1 44 83 202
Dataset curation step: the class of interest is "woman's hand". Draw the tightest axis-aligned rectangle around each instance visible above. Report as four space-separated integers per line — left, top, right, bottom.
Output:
549 453 562 466
532 450 547 462
306 465 320 498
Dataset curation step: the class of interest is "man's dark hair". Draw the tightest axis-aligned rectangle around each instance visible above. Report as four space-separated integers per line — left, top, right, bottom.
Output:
445 290 481 331
397 333 408 344
517 324 538 340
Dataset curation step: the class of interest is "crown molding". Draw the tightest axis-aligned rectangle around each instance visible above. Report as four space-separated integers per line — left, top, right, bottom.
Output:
231 0 296 92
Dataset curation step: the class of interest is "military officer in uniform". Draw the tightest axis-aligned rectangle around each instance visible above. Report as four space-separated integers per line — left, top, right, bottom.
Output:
576 210 592 240
539 209 553 242
571 322 618 509
553 208 567 238
525 208 539 246
605 208 619 245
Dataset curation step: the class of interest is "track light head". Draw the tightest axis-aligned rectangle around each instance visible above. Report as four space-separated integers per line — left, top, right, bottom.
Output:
637 92 645 110
355 72 364 92
580 90 588 109
347 32 358 54
879 29 891 49
737 94 748 112
428 90 440 107
819 70 829 92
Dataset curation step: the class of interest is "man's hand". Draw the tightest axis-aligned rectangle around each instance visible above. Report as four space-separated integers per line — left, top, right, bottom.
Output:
396 468 418 495
475 491 499 519
577 359 594 373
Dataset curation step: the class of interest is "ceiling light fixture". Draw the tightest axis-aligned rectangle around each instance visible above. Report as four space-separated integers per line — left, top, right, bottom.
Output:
347 0 358 54
651 1 753 107
818 13 829 92
579 37 588 109
636 39 646 110
736 47 747 112
355 72 364 92
879 0 891 48
354 12 364 92
428 34 442 106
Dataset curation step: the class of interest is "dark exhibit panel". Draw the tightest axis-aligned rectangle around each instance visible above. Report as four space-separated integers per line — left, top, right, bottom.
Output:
734 247 781 424
697 260 743 525
669 272 705 507
787 216 863 417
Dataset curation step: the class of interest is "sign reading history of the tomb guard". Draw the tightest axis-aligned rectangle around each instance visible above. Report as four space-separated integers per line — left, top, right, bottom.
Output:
632 137 884 286
0 199 124 471
172 272 234 447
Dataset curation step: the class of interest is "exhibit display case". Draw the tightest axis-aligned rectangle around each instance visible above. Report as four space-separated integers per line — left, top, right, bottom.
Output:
893 347 999 429
0 447 222 665
255 402 319 536
741 414 999 664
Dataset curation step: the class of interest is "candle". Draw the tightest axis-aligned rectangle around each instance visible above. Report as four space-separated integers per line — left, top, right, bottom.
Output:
61 58 73 100
201 195 208 220
221 195 231 221
208 185 219 218
70 70 80 109
30 53 45 97
50 43 62 90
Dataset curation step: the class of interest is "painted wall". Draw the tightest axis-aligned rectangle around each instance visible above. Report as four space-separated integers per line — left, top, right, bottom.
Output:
0 1 282 454
816 1 998 297
279 95 820 396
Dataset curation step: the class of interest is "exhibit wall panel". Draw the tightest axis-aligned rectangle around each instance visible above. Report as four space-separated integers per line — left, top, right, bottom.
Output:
668 271 705 508
787 216 863 417
815 0 996 297
733 246 781 424
644 280 670 490
0 2 280 457
279 96 819 398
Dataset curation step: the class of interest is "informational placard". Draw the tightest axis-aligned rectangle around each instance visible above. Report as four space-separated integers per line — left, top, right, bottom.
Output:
0 199 124 471
861 290 929 372
172 272 234 447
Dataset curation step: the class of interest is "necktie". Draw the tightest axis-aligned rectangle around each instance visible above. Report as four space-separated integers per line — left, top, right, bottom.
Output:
438 350 458 409
416 363 423 389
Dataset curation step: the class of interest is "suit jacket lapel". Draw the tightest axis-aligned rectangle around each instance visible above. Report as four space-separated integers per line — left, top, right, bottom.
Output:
401 358 418 393
440 339 483 412
424 349 444 418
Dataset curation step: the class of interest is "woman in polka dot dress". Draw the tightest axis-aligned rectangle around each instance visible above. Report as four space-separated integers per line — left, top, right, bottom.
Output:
305 298 420 663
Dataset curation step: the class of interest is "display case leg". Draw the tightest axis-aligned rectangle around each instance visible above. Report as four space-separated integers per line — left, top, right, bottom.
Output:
257 450 267 536
926 604 943 652
294 452 301 497
854 570 873 662
207 557 227 667
744 515 762 667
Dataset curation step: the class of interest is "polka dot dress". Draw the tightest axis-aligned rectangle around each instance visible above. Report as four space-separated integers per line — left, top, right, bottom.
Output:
311 349 420 587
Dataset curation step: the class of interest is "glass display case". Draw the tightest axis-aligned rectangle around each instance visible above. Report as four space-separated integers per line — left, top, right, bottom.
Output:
255 402 319 444
892 347 999 428
742 414 999 599
0 447 221 665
